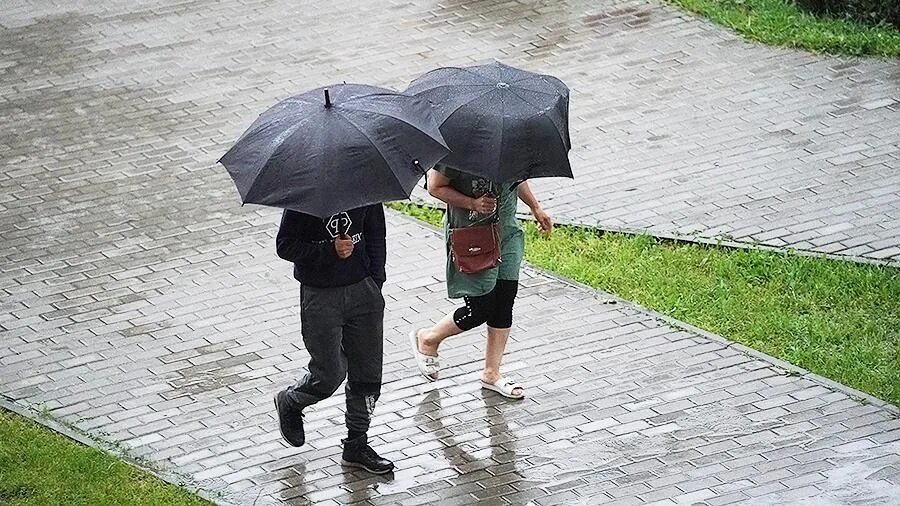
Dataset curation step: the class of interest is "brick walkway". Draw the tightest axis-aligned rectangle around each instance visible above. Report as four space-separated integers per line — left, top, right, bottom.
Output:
3 208 900 504
2 0 900 504
3 0 897 264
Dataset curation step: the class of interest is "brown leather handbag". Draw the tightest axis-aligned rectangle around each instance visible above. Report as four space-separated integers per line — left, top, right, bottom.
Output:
450 222 501 274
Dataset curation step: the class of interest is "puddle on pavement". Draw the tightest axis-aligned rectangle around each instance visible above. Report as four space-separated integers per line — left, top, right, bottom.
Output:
346 389 521 496
755 444 900 505
336 385 796 500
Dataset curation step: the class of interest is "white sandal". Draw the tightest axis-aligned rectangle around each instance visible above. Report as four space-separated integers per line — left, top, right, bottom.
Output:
409 330 439 382
481 377 525 399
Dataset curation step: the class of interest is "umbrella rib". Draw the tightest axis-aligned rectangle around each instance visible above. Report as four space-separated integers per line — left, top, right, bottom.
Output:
427 65 493 83
507 87 569 149
332 110 409 197
339 96 448 148
241 113 316 202
460 65 495 80
506 82 565 99
492 65 567 98
507 87 554 116
438 86 497 126
409 83 496 124
406 67 491 96
411 83 494 94
535 74 567 93
451 95 497 179
506 72 547 86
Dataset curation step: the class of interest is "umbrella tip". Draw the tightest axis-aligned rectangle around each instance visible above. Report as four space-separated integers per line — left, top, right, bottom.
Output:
324 88 332 108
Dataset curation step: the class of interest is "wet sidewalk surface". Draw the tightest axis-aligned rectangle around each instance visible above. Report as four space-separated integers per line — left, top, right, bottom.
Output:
1 0 900 504
2 208 900 505
2 0 898 265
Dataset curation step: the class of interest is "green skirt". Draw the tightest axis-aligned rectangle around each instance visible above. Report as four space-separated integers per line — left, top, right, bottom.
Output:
445 222 524 299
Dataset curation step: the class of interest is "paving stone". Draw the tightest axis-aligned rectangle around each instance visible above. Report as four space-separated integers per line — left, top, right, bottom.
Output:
2 2 900 505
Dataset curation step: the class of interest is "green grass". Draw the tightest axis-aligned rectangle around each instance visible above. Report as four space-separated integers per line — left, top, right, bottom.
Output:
0 409 209 506
666 0 900 57
388 202 900 406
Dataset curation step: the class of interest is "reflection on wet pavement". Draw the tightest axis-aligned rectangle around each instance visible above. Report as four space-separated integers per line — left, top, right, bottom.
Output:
2 0 900 504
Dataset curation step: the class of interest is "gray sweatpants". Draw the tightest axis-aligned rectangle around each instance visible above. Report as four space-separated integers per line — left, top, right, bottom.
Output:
285 277 385 436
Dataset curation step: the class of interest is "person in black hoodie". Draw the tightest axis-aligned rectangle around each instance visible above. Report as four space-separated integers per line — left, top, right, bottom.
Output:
272 204 393 475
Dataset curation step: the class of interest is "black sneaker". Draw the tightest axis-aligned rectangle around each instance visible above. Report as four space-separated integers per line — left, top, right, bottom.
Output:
341 435 394 474
273 390 304 447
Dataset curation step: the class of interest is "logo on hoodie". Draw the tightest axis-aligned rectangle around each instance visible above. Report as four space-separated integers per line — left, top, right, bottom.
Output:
325 212 352 238
325 212 362 244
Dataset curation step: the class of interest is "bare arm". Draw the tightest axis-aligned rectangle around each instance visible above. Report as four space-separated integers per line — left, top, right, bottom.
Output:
517 181 553 234
517 181 541 210
427 170 496 214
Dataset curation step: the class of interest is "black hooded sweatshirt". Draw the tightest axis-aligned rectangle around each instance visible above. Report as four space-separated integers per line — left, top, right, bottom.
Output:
275 205 386 288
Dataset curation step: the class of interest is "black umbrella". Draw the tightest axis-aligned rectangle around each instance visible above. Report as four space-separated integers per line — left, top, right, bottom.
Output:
219 83 449 218
405 61 572 184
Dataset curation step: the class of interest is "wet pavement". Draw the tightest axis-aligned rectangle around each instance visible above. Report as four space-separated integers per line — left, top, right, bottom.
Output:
2 0 900 504
3 0 898 265
3 206 900 504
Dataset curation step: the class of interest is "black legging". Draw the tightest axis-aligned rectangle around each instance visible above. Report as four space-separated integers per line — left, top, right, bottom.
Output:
453 279 519 330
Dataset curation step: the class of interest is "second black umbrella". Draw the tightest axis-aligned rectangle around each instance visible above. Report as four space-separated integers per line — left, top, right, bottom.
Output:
406 61 572 184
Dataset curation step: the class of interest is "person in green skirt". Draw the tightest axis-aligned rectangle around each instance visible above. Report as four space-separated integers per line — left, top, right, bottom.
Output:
408 164 553 399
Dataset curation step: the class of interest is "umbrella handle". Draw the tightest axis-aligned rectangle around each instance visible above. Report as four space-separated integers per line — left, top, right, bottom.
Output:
324 89 332 108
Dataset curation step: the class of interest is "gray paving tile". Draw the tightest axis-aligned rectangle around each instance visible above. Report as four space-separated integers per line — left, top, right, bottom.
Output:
2 2 900 505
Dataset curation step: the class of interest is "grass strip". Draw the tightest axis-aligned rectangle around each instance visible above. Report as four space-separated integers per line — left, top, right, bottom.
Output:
389 202 900 406
667 0 900 57
0 408 209 506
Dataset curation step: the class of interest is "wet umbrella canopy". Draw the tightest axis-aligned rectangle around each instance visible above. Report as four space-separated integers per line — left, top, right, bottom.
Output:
406 61 572 184
219 83 449 218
